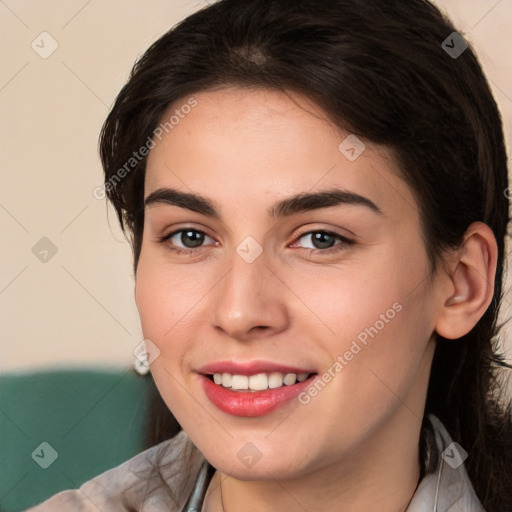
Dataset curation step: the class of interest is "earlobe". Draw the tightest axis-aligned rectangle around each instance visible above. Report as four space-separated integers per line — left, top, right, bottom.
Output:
435 222 497 340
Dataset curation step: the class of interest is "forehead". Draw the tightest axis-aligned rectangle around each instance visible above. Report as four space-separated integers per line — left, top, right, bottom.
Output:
144 87 418 221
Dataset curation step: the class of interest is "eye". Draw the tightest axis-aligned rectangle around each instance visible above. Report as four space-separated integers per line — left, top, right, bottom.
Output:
291 230 353 253
158 228 215 254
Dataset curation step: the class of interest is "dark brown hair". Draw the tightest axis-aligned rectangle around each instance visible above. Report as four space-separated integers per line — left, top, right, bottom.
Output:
100 0 512 509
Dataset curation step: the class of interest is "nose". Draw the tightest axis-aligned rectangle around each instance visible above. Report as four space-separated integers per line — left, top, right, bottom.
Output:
210 251 290 341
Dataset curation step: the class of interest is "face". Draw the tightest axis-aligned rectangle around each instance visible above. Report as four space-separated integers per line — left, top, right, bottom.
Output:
135 87 439 480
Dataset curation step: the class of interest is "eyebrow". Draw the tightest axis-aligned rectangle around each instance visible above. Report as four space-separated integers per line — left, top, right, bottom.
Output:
144 187 384 218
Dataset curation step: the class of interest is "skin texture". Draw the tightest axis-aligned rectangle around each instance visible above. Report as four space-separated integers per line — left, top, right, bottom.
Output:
134 87 497 512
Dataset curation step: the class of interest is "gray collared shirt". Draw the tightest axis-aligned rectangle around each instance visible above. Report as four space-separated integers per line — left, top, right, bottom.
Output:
27 414 485 511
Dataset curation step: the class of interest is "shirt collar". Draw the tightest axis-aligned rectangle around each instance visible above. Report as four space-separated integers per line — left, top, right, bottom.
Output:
405 414 484 512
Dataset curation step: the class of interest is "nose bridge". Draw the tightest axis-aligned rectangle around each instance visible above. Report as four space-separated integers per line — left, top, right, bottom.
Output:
210 246 289 338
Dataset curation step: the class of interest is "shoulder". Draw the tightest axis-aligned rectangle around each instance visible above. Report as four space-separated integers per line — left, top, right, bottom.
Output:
26 430 205 512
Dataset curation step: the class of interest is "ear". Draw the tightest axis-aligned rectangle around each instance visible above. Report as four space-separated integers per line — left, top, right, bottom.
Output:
435 221 498 339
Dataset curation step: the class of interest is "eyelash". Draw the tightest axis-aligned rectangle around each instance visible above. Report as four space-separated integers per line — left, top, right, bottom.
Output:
157 228 354 256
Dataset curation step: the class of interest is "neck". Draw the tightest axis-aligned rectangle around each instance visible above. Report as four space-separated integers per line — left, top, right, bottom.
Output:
202 406 423 512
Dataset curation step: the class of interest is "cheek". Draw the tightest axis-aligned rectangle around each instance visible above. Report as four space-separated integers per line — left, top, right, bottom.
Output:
134 248 221 393
135 249 207 341
134 256 191 392
322 281 434 425
286 248 410 348
303 250 433 419
134 257 204 421
135 265 170 340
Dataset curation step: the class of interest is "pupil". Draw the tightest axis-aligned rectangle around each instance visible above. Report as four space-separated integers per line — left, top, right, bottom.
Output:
182 230 204 248
312 232 334 249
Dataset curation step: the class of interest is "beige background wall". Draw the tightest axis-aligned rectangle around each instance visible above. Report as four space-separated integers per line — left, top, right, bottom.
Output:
1 0 511 374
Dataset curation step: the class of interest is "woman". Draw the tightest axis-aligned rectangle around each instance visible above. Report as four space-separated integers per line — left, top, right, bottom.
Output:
29 0 511 510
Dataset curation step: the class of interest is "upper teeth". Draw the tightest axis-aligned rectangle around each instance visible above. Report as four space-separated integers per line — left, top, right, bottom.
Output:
212 372 310 391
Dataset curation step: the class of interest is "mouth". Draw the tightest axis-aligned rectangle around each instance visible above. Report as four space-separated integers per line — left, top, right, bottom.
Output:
199 371 319 417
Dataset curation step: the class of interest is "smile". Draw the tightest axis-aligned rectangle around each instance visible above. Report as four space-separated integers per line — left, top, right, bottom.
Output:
199 372 318 417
